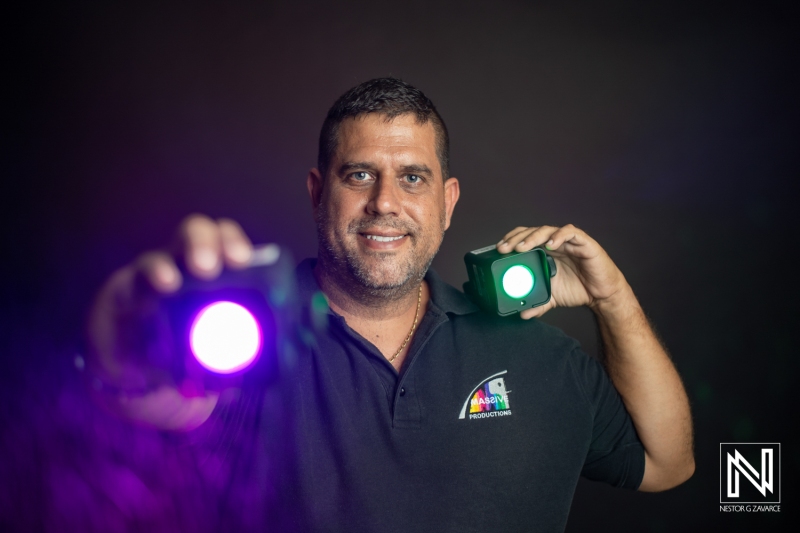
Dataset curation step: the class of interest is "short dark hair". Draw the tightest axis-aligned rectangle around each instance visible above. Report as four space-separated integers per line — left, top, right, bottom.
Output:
317 78 450 180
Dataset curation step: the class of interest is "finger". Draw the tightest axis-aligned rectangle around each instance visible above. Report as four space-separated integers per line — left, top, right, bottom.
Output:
499 226 560 253
218 218 253 269
136 252 183 294
512 226 561 252
497 227 538 253
520 300 555 320
178 214 223 279
542 224 592 253
498 226 530 246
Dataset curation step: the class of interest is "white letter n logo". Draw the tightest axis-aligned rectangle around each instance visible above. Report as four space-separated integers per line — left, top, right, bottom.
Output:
727 448 773 497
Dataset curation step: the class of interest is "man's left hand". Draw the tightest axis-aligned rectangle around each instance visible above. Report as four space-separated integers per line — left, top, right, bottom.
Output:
496 224 629 319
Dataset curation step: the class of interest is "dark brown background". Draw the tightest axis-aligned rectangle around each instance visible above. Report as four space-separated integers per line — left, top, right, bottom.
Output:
3 1 797 530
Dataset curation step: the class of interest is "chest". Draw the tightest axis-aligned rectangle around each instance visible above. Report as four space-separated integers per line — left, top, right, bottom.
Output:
292 318 594 473
211 313 603 532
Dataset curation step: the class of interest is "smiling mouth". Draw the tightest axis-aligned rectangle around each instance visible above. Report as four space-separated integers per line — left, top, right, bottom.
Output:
364 234 406 242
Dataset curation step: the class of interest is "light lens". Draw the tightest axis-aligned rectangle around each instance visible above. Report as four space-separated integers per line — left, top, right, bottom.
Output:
502 265 534 299
189 301 262 374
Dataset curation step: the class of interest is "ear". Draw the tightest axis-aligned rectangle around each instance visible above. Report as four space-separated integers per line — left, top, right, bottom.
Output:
443 177 460 231
307 168 324 213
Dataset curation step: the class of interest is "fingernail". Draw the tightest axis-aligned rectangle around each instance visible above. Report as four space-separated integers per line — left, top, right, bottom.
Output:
155 263 177 286
229 244 251 264
497 240 505 247
194 248 217 271
545 240 554 250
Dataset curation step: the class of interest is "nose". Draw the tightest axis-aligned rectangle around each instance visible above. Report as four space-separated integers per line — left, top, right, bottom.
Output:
366 176 401 216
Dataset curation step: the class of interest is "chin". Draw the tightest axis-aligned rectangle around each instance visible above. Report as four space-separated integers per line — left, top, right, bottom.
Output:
352 261 414 291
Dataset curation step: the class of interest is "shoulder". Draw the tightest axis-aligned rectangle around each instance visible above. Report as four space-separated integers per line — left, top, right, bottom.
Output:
425 266 583 356
454 311 582 359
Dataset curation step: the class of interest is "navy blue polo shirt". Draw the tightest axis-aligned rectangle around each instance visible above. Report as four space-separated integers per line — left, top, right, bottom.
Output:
191 259 645 532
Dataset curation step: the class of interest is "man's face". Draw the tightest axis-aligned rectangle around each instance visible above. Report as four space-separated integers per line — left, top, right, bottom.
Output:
308 113 460 297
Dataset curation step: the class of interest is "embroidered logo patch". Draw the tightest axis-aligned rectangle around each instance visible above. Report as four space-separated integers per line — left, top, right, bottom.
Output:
458 370 512 420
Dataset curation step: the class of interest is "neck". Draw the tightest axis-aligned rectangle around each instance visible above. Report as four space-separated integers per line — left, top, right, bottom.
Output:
313 259 424 321
313 257 430 367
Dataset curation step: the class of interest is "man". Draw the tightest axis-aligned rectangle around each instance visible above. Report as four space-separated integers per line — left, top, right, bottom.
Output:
87 78 694 531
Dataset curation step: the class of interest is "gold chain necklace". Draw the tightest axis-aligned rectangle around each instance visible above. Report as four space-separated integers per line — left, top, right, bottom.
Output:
388 284 422 364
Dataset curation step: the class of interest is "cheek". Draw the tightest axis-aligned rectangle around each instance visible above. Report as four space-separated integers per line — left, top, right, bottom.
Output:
329 190 365 217
321 196 361 236
410 202 446 236
422 199 446 227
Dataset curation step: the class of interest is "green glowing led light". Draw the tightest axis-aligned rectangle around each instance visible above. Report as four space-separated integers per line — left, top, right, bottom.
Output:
502 265 535 298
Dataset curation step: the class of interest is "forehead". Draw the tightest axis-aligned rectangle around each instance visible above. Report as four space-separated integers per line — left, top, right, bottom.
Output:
333 114 439 175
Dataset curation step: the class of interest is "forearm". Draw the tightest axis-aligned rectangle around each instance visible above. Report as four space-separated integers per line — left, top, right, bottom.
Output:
591 285 694 491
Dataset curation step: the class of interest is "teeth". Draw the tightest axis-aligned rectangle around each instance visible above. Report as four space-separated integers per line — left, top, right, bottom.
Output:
366 235 404 242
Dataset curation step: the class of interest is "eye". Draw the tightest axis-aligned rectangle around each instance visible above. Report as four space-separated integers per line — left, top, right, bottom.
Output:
351 171 372 181
404 174 422 184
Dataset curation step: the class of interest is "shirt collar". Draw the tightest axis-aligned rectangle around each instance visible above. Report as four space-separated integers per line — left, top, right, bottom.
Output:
295 258 479 316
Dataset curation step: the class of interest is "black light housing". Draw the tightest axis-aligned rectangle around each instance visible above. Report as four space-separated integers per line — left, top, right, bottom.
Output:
159 244 300 387
463 245 557 316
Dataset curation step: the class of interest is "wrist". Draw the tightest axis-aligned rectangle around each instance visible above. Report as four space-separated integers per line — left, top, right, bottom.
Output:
589 283 641 322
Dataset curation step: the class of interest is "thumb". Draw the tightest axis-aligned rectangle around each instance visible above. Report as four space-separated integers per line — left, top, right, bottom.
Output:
520 300 555 320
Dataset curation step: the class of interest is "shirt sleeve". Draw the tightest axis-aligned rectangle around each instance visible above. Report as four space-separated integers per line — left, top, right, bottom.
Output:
568 347 645 490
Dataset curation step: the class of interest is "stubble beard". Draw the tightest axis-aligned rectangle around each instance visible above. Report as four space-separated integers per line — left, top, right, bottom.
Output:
315 204 444 302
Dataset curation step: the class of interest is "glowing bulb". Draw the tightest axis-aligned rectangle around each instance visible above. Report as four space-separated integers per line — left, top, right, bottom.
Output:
190 301 262 374
502 265 534 299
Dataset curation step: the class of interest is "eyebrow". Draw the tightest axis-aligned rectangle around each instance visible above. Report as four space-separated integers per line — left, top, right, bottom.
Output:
336 161 434 177
337 161 378 174
398 164 433 176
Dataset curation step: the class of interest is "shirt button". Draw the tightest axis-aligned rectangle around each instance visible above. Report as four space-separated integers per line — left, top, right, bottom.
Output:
399 387 406 396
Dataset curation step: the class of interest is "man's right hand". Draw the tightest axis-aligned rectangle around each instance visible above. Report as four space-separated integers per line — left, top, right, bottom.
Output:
85 214 254 430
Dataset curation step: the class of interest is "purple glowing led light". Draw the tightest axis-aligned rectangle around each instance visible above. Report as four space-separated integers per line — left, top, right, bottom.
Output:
189 301 262 374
